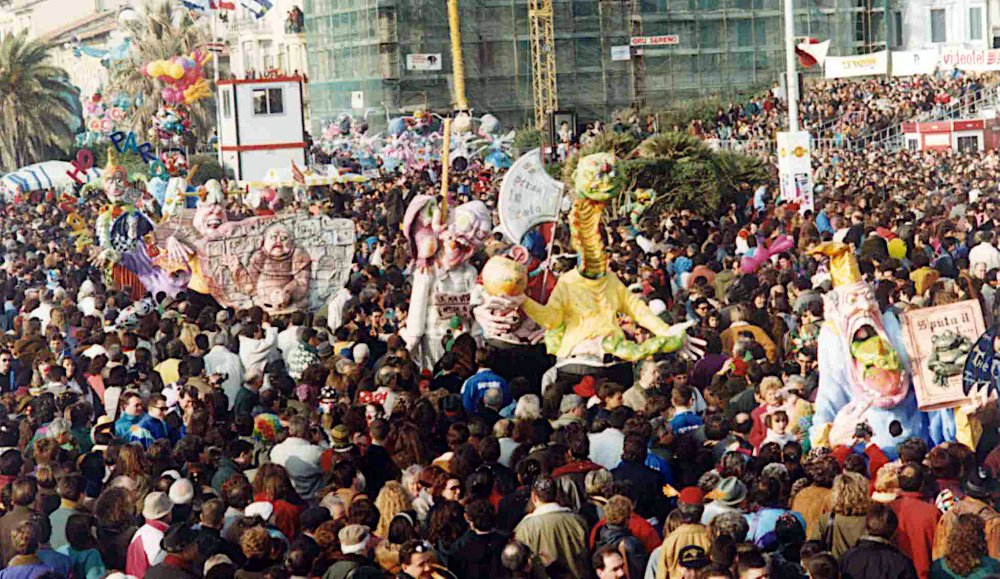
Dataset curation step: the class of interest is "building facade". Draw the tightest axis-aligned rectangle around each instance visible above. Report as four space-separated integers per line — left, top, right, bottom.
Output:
303 0 886 131
894 0 996 50
224 0 309 79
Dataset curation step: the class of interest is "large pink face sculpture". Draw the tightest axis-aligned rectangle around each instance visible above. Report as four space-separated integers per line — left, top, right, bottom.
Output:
824 278 908 408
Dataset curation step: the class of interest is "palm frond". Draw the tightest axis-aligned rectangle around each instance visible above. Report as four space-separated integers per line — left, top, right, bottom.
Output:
0 30 78 171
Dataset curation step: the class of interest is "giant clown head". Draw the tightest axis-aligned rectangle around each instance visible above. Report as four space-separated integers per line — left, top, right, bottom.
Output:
811 242 909 408
103 147 139 204
192 180 228 235
437 200 491 271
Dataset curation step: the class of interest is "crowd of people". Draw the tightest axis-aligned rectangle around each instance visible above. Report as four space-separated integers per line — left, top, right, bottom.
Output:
701 72 991 145
0 69 999 579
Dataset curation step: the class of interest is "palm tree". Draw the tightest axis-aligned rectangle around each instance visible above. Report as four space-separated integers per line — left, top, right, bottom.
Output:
0 31 79 172
634 132 711 163
108 0 210 141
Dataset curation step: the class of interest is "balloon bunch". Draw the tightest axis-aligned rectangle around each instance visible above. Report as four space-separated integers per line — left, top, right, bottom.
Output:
159 150 189 178
143 51 213 106
148 105 191 146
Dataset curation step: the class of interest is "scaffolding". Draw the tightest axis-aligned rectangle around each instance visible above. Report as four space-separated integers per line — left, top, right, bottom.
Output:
303 0 881 131
529 0 558 129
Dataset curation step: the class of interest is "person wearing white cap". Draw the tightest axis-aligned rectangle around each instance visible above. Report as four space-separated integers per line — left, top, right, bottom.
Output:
125 492 173 577
325 524 381 579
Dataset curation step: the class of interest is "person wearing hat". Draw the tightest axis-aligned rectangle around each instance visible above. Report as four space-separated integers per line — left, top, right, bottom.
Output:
325 524 381 579
145 524 199 579
320 424 361 472
701 477 747 525
676 545 710 576
551 393 588 430
125 492 174 577
204 330 244 408
656 487 710 579
932 468 1000 561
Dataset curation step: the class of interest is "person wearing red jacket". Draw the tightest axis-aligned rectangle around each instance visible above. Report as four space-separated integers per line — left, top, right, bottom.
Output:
890 464 941 579
588 510 662 556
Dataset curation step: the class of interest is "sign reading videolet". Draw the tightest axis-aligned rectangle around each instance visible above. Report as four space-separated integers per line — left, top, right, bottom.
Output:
630 35 679 47
406 53 443 71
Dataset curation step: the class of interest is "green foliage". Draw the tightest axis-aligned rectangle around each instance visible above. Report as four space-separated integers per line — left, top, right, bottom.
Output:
714 150 770 210
649 159 720 215
634 132 711 163
513 128 542 152
558 130 768 219
0 31 80 172
189 154 230 183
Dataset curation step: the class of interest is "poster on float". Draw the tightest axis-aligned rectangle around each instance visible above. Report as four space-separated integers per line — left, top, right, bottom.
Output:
900 299 985 410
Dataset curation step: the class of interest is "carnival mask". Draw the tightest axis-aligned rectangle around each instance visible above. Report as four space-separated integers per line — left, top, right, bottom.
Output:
263 224 294 259
813 242 909 408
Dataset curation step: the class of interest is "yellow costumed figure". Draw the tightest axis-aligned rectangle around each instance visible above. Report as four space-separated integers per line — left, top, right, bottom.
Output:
480 153 703 383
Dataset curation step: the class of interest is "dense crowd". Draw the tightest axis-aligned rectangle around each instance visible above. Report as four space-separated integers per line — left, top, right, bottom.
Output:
0 71 999 579
703 72 991 144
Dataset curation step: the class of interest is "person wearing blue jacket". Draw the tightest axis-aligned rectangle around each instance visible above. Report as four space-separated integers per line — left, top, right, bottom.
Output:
460 348 510 413
113 392 145 439
129 394 180 448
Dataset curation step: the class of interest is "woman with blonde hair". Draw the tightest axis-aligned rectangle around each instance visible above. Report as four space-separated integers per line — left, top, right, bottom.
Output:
931 514 1000 578
818 471 871 558
375 481 412 538
108 442 150 497
513 394 542 422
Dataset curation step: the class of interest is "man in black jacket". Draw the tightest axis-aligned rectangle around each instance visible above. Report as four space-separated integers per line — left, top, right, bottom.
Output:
446 499 509 578
841 504 918 579
194 499 244 573
611 436 666 521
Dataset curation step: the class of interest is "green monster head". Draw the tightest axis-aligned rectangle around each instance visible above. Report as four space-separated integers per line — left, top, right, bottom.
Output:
572 152 620 202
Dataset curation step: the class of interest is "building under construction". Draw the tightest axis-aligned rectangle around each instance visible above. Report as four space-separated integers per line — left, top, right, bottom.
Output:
303 0 888 131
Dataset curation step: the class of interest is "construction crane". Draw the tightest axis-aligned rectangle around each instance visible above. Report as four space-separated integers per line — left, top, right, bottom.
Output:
529 0 558 130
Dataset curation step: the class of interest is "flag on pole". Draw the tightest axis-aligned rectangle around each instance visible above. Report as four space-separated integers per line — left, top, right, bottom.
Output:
211 0 236 8
181 0 211 10
795 38 831 68
240 0 272 18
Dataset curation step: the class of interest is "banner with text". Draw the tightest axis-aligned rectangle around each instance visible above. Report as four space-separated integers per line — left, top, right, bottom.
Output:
406 54 443 71
939 49 1000 72
824 50 888 79
776 131 813 213
891 49 940 76
498 148 565 243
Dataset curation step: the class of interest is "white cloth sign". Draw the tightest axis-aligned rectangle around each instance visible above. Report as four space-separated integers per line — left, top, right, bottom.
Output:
824 50 888 79
891 49 940 76
776 131 814 213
